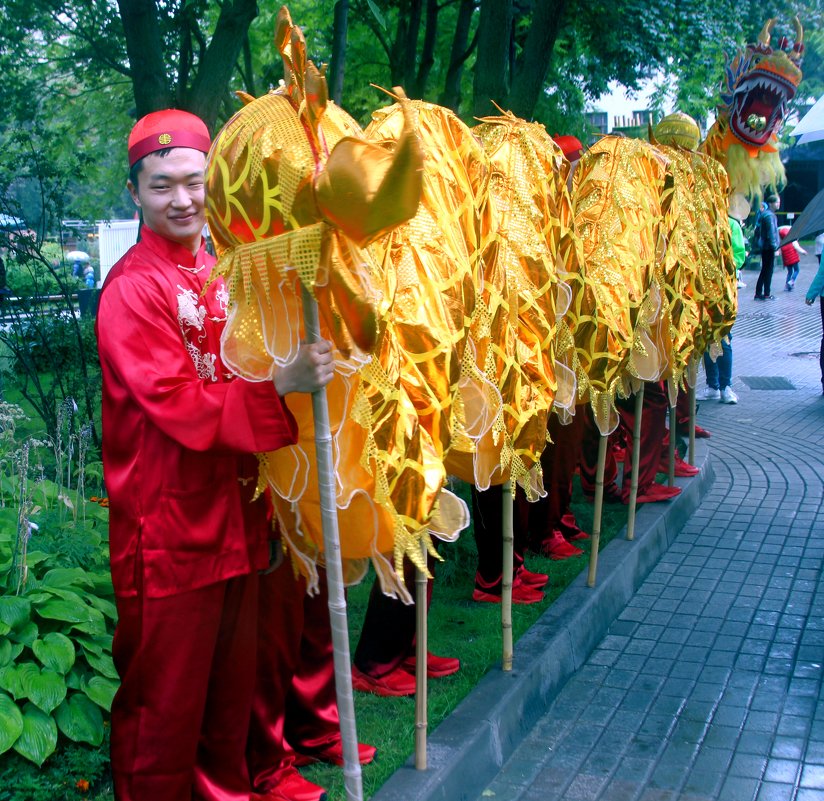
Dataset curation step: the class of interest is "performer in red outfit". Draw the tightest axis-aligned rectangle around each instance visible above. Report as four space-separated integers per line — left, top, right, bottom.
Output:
97 109 334 801
580 383 681 504
519 412 590 556
249 563 376 799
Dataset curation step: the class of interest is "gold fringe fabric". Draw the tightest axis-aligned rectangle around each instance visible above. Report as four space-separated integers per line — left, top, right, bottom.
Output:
363 99 495 577
654 144 702 393
567 136 668 435
687 151 737 357
206 88 470 599
443 113 577 497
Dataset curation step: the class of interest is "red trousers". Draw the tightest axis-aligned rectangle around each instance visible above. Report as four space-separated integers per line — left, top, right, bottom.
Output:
580 382 668 500
111 574 259 801
247 562 340 792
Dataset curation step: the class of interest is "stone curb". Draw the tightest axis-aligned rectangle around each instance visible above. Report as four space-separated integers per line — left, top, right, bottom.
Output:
371 442 714 801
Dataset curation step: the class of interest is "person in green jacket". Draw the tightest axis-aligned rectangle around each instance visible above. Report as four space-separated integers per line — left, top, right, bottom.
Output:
805 241 824 394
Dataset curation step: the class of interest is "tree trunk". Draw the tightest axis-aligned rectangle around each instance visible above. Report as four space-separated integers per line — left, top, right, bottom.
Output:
116 0 171 116
402 0 424 92
440 0 477 112
413 0 439 98
329 0 350 106
506 0 571 119
472 0 512 117
186 0 259 129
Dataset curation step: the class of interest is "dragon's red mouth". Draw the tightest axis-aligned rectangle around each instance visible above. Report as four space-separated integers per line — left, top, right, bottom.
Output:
730 69 797 146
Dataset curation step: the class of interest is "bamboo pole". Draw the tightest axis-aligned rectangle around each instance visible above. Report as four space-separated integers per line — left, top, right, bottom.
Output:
501 480 514 672
301 287 363 801
586 435 608 587
667 404 676 488
626 385 645 542
688 359 697 466
414 537 428 769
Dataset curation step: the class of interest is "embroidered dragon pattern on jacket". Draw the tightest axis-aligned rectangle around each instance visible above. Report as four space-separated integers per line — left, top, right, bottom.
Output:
177 286 218 382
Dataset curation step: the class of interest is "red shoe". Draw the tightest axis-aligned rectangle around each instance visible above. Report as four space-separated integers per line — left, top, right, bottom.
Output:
559 513 590 541
657 454 699 477
472 573 544 604
259 768 327 801
676 422 710 439
292 740 377 768
400 652 461 678
351 664 415 697
516 565 549 589
537 530 584 560
633 483 681 503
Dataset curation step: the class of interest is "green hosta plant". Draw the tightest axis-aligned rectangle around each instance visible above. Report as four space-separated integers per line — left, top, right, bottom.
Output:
0 521 118 765
0 405 117 767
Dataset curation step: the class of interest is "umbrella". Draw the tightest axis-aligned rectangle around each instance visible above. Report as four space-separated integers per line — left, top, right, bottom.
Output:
790 94 824 144
66 250 90 262
781 187 824 243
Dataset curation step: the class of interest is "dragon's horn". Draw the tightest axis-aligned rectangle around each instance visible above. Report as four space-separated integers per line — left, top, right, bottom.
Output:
758 18 776 46
793 16 804 47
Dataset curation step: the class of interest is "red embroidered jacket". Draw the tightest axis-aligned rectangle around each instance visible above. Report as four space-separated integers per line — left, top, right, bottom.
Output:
96 226 298 598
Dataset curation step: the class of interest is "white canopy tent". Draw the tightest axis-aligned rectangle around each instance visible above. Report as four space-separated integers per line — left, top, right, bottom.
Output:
791 95 824 144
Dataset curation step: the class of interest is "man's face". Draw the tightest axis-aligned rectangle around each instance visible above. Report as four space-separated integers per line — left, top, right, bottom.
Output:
770 197 781 211
128 148 206 254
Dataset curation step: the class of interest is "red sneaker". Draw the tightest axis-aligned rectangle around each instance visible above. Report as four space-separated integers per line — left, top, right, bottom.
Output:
634 483 681 503
258 767 327 801
472 573 544 604
537 529 584 560
400 652 461 678
516 566 549 589
559 513 590 541
657 454 699 477
351 664 415 697
292 740 377 768
676 422 710 439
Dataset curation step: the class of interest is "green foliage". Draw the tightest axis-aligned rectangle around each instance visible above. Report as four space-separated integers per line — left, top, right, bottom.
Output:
0 731 112 801
0 405 116 773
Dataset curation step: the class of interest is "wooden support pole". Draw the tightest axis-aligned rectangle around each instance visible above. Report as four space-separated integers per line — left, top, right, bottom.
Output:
501 480 514 672
688 360 697 466
626 385 644 541
301 287 363 801
414 538 428 769
587 434 608 587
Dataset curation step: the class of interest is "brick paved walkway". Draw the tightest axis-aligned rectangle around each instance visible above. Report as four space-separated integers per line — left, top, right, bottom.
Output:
471 254 824 801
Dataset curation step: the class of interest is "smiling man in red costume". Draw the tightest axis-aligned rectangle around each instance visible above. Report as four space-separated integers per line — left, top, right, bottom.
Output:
96 109 334 801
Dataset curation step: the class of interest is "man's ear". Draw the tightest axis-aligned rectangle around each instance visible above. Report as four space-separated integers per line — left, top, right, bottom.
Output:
127 180 140 207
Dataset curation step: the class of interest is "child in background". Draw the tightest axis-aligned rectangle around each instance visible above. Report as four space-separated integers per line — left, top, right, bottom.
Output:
815 232 824 265
779 226 807 291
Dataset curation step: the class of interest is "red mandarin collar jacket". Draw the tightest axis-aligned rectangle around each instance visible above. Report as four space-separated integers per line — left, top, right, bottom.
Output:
96 226 298 598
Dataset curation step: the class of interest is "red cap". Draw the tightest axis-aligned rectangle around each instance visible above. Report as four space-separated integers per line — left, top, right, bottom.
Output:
778 225 791 236
128 109 211 168
553 135 584 161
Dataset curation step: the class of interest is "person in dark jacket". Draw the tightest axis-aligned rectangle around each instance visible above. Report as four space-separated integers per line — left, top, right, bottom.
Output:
755 194 781 300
